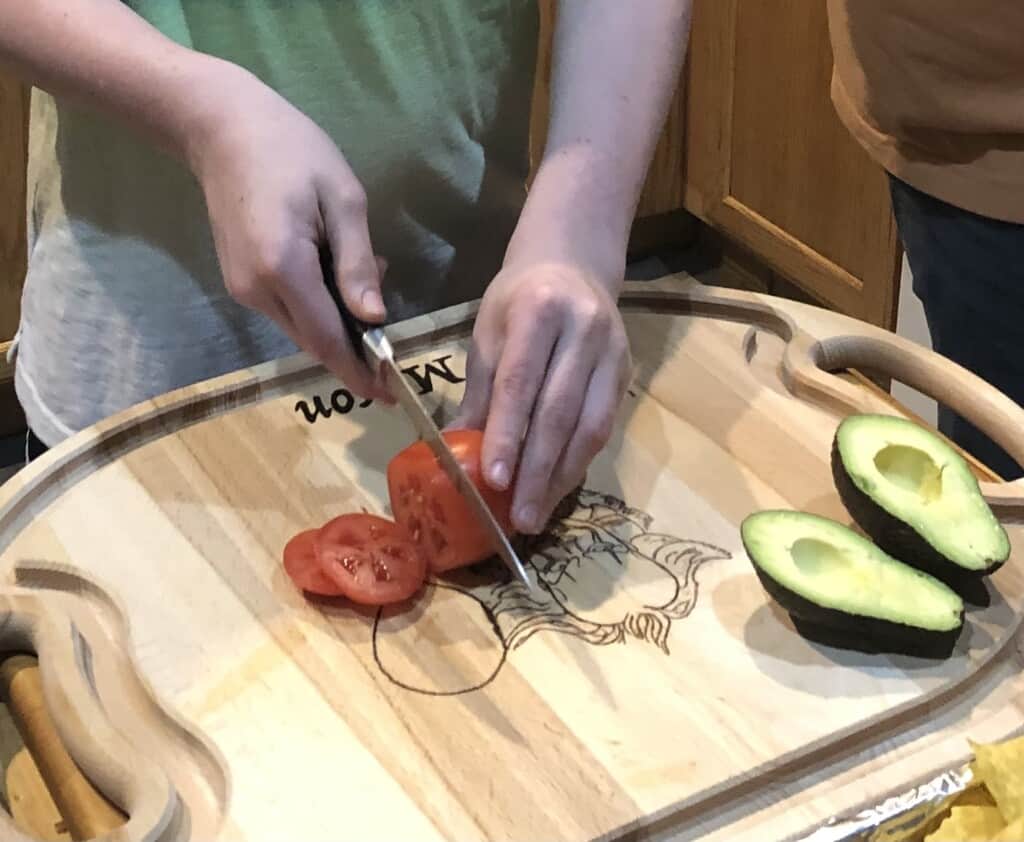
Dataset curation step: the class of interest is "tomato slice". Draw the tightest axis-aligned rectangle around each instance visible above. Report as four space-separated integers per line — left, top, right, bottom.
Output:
387 429 515 573
282 529 345 596
315 513 427 605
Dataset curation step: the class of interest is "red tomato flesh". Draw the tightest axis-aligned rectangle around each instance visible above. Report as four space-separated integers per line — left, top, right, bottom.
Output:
315 513 426 605
387 429 515 573
282 529 345 596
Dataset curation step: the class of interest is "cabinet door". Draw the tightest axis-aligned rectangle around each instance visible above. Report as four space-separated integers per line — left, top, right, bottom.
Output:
1 74 28 435
683 0 902 328
0 75 27 348
529 0 689 220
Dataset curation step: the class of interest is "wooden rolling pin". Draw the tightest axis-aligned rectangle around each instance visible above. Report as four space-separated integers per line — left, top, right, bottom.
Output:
1 654 126 840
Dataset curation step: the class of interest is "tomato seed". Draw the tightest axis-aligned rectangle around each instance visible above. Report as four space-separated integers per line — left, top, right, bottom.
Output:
341 554 362 574
372 556 392 582
430 499 447 525
408 517 422 543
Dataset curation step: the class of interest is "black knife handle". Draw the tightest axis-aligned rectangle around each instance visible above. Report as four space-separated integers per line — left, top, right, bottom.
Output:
319 244 371 363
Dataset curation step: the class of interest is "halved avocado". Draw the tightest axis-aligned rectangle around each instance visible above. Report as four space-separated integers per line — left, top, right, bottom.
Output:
741 510 964 658
831 414 1010 598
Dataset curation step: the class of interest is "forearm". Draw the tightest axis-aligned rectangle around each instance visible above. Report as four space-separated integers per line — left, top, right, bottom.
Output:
510 0 693 281
0 0 240 166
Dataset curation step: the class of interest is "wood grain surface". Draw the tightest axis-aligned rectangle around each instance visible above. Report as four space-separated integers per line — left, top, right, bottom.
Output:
729 1 899 299
682 0 902 328
5 748 71 841
0 277 1022 842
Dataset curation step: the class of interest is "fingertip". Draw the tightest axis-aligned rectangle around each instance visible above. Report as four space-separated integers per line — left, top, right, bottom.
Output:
480 426 521 493
487 460 511 491
513 503 542 535
359 288 386 322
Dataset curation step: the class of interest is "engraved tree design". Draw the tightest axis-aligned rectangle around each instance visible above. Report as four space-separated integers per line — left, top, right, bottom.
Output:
373 489 731 695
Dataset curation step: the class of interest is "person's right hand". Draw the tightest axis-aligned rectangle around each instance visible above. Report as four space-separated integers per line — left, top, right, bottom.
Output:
185 64 388 399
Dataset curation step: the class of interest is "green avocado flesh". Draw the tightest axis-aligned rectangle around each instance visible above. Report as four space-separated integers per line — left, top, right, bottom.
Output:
834 414 1010 572
741 510 964 633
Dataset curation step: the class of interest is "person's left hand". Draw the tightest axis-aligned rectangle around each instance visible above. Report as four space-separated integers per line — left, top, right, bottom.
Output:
451 256 631 534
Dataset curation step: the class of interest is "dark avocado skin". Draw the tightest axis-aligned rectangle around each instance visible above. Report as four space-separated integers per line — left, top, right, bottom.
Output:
749 564 963 660
830 439 999 607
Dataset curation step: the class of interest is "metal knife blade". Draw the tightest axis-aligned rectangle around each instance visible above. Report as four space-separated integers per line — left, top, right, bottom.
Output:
362 328 533 590
317 245 532 589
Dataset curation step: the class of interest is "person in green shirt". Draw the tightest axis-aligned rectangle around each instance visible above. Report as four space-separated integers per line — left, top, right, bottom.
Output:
0 1 692 534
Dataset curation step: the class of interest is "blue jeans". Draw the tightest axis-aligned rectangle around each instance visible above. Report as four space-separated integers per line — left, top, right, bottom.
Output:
889 175 1024 480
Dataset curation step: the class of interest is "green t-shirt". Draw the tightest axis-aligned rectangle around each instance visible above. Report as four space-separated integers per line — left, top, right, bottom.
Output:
14 1 538 445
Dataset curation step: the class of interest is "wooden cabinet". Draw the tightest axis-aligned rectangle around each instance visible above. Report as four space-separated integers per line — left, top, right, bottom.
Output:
529 1 690 235
531 1 902 328
0 74 28 436
0 77 26 345
681 0 902 328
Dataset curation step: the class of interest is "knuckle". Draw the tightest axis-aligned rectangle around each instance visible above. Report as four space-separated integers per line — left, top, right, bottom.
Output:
576 296 601 321
251 239 291 285
526 282 566 314
541 401 579 437
580 409 615 452
497 362 536 402
339 187 368 217
228 278 261 309
530 452 559 481
583 305 612 339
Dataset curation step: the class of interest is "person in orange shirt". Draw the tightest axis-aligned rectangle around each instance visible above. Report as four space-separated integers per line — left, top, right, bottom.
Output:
827 1 1024 480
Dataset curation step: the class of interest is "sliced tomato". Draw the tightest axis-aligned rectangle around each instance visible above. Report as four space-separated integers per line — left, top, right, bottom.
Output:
282 529 345 596
315 513 426 605
387 429 515 573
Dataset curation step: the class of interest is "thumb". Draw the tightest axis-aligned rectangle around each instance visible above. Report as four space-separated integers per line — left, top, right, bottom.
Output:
321 183 386 324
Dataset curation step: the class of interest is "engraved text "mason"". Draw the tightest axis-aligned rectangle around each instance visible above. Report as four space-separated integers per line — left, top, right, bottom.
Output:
294 354 465 424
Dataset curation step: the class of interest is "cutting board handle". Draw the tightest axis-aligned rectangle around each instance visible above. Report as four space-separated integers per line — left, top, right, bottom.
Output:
0 583 187 841
620 281 1024 512
770 295 1024 511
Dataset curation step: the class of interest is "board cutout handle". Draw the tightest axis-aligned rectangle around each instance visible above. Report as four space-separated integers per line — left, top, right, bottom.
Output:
0 588 178 841
776 302 1024 508
619 280 1024 511
0 653 127 840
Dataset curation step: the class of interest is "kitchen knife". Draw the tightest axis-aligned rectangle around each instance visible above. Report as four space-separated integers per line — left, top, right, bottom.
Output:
319 247 533 590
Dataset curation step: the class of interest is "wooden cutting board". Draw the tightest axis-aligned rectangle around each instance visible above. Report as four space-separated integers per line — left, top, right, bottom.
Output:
1 276 1022 842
